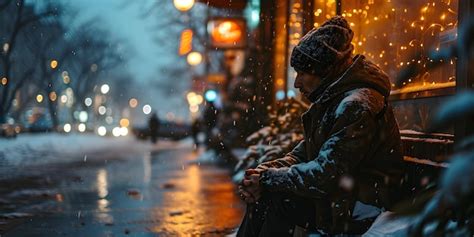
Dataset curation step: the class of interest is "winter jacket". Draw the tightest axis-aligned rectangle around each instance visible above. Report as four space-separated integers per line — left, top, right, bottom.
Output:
257 55 405 234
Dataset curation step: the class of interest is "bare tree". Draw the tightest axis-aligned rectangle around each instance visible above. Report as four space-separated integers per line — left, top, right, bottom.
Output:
26 19 72 129
62 24 125 122
0 0 58 123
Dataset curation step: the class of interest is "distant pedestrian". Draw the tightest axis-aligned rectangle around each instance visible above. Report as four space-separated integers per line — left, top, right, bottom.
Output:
148 112 160 144
191 118 200 149
203 101 218 146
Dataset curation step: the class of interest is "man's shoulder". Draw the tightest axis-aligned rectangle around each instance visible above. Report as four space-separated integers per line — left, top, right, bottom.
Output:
334 88 385 118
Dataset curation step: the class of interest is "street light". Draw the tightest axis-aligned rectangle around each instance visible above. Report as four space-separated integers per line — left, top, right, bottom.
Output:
78 123 86 133
36 94 44 103
63 123 71 133
129 98 138 108
143 104 152 115
120 118 130 127
101 84 110 94
173 0 194 12
79 111 88 122
49 92 57 102
61 95 68 104
97 126 107 136
98 106 107 115
84 97 92 107
204 90 217 102
50 60 58 69
187 52 202 66
112 127 121 137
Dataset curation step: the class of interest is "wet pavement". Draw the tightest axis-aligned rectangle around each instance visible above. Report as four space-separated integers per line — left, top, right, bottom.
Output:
0 139 245 236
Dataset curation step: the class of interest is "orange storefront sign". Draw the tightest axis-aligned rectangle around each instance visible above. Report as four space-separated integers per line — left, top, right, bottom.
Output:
208 17 246 49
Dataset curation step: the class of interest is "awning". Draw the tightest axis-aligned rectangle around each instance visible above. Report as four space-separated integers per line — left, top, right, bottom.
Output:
197 0 247 10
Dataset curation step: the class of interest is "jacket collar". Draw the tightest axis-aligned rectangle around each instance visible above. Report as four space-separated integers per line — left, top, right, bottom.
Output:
308 55 364 105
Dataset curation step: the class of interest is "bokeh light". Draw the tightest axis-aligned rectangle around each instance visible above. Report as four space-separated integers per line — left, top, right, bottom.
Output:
97 126 107 136
36 94 43 103
84 97 92 107
101 84 110 94
78 123 86 133
143 104 152 114
63 123 71 133
129 98 138 108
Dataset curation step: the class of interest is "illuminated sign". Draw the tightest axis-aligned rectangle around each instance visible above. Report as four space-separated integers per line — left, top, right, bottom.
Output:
208 17 246 49
179 29 193 55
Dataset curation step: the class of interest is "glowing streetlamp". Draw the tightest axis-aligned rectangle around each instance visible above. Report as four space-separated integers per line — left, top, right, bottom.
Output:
79 111 88 122
50 60 58 69
120 127 128 136
204 90 217 102
143 104 152 115
173 0 194 12
187 52 202 66
97 126 107 136
120 118 130 127
129 98 138 108
78 123 86 133
36 94 44 103
84 97 92 107
98 106 107 115
112 127 121 137
63 123 71 133
101 84 110 94
49 92 57 102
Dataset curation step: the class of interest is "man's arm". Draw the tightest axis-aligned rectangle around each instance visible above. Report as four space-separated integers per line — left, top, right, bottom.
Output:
239 140 306 203
256 140 307 169
259 102 377 198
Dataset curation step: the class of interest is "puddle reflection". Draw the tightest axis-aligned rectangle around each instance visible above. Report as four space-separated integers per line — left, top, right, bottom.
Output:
150 163 243 235
96 169 108 199
143 152 152 184
95 169 113 224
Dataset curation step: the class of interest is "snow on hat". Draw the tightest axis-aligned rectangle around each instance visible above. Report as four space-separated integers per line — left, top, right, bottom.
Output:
290 16 354 77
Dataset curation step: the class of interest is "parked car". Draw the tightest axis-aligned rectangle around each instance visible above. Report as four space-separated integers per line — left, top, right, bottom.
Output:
0 123 17 138
26 113 53 133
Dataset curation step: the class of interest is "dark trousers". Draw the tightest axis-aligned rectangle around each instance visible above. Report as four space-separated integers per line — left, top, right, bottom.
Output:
237 192 317 237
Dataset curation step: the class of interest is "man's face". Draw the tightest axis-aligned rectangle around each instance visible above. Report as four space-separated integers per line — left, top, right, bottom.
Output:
294 71 322 99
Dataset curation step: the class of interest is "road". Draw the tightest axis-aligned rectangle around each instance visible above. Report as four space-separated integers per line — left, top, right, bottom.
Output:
0 137 244 236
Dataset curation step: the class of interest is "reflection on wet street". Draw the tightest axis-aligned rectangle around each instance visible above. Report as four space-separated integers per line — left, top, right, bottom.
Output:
3 141 244 236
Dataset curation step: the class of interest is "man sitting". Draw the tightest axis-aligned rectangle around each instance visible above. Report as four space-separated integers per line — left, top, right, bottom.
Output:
238 16 406 236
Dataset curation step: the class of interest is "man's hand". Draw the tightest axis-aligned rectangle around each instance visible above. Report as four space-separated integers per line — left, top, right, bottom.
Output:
239 168 264 203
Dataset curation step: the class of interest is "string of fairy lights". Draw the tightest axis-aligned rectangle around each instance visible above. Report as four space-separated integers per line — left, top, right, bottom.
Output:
282 0 458 95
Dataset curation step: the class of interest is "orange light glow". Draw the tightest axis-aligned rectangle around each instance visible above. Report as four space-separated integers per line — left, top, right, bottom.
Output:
211 20 243 45
49 92 57 102
179 29 193 56
120 118 130 127
50 60 58 69
129 98 138 108
276 79 284 86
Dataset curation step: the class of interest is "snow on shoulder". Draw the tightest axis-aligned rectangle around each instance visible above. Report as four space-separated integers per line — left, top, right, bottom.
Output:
336 88 372 118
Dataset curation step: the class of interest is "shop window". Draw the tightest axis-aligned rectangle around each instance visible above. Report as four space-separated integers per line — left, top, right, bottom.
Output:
274 1 289 101
286 0 304 98
341 0 458 95
313 0 337 28
310 0 458 133
343 0 458 134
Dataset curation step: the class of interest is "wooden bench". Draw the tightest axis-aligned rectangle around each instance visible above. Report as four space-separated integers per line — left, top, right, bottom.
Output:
399 130 453 193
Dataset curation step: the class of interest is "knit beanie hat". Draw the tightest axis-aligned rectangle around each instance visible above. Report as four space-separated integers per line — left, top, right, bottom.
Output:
290 16 354 77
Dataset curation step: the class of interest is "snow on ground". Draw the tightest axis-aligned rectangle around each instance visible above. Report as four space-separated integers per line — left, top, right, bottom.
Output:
0 133 200 168
0 133 152 167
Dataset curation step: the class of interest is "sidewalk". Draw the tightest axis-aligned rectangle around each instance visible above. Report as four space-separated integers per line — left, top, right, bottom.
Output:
1 135 245 236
